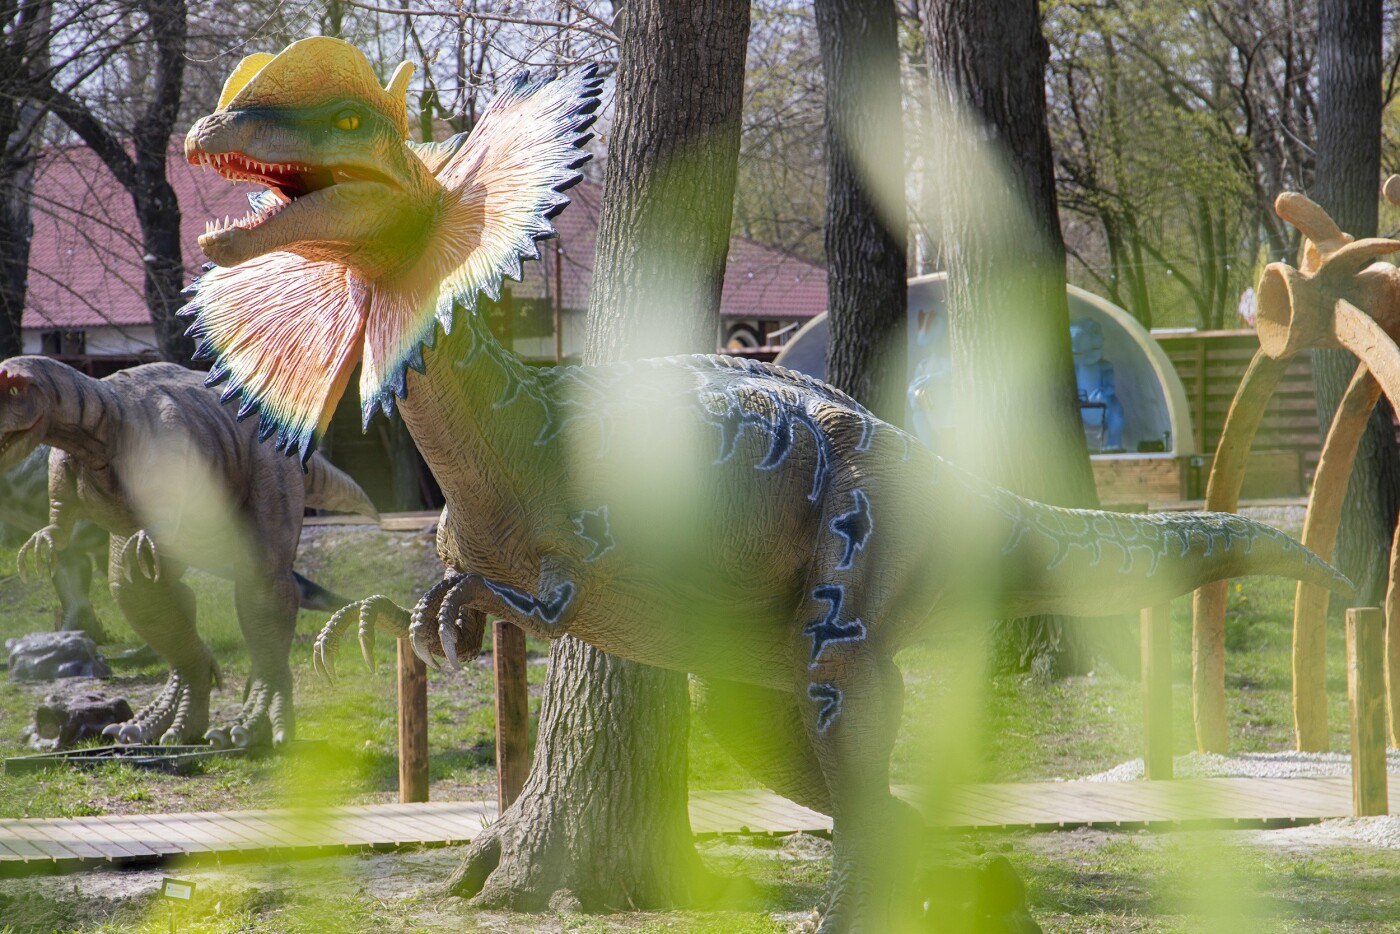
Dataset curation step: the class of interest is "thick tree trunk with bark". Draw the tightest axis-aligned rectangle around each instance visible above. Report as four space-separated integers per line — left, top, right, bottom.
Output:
38 0 192 364
1310 0 1397 606
922 0 1091 501
923 0 1100 675
0 0 51 359
813 0 907 424
0 111 38 360
448 0 750 910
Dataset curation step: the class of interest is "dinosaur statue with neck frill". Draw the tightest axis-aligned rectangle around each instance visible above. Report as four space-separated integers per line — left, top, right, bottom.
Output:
182 37 1352 933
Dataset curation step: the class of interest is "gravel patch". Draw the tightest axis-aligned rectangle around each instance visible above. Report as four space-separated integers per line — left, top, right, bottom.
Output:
1079 748 1400 850
1077 749 1400 782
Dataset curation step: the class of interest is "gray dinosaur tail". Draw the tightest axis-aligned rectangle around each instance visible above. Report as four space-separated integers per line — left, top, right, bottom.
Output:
304 455 380 520
997 500 1353 618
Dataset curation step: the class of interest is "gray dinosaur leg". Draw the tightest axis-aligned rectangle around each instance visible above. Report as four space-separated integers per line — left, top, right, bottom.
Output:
797 630 917 934
51 547 107 641
104 536 213 745
207 571 298 748
691 677 831 815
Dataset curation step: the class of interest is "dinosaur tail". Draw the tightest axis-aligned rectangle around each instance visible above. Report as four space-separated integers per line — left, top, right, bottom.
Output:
303 455 380 520
995 499 1353 618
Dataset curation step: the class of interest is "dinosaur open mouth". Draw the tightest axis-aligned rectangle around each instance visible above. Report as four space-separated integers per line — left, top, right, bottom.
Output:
190 149 389 236
0 422 39 463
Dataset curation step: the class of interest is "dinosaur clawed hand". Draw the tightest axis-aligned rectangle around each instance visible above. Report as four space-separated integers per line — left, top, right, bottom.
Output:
312 595 410 681
17 525 61 582
408 573 487 672
102 669 208 746
205 675 293 749
117 530 161 583
310 582 485 680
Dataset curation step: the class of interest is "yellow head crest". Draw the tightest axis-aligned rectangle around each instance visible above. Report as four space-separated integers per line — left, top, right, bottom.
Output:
217 37 414 139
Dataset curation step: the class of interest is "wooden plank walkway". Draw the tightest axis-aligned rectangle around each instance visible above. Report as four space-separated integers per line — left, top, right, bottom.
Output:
1 778 1394 874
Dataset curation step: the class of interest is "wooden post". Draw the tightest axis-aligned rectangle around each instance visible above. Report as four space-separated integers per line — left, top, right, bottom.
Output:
1346 608 1389 817
1141 604 1173 780
397 637 429 803
494 621 530 811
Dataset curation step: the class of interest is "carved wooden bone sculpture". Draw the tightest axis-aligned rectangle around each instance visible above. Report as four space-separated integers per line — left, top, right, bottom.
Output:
1194 179 1400 754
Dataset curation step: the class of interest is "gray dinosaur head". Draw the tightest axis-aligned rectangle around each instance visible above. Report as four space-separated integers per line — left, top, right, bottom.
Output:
0 358 53 473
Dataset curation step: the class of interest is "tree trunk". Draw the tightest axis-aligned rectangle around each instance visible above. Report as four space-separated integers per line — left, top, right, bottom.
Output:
813 0 907 425
1310 0 1396 607
448 0 750 910
0 0 51 359
923 0 1100 676
37 0 192 365
0 109 38 360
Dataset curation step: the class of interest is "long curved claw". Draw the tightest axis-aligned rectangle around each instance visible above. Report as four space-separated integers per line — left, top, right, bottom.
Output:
439 620 460 672
313 602 355 682
358 603 379 672
438 583 487 669
17 528 56 583
205 727 231 749
118 531 160 584
313 596 410 682
411 622 441 670
134 531 160 582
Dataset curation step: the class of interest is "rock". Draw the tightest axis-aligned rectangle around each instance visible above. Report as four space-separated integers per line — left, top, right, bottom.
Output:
29 692 133 749
5 631 110 681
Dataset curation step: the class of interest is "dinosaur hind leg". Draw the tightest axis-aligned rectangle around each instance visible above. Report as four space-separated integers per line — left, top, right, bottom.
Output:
105 536 211 745
208 571 298 748
795 613 919 933
691 676 831 815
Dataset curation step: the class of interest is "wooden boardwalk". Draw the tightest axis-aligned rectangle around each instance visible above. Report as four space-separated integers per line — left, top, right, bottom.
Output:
1 777 1393 874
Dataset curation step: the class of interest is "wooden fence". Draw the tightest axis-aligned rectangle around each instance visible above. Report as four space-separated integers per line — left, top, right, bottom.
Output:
1155 329 1323 498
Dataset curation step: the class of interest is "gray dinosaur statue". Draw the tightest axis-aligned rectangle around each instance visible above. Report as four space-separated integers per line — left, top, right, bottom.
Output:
1 443 350 642
0 356 379 747
180 38 1352 932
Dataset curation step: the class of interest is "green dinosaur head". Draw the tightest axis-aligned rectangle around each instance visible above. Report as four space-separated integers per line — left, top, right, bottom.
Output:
186 37 437 277
0 360 53 473
181 38 601 460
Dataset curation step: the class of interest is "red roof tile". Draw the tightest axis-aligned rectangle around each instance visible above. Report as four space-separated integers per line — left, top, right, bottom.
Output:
512 177 826 319
25 142 256 332
24 145 824 334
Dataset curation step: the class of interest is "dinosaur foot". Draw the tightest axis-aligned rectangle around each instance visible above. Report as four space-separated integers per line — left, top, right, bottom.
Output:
102 669 209 745
408 574 487 672
205 677 293 749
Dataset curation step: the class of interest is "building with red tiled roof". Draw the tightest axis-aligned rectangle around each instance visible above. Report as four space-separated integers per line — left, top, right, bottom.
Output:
23 143 826 362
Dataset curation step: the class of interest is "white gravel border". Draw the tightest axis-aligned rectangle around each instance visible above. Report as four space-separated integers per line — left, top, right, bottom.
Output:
1078 750 1400 782
1077 750 1400 848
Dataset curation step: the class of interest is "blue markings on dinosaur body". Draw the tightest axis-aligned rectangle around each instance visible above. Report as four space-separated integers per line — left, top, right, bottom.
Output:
699 383 834 502
808 682 843 731
803 584 867 666
831 490 873 570
572 506 615 561
485 579 576 625
855 415 876 452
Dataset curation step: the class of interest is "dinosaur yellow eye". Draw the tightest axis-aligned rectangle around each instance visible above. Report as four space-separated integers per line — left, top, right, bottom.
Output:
8 387 18 396
334 111 361 131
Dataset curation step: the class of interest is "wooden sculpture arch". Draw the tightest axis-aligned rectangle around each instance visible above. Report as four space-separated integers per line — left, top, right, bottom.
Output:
1192 179 1400 753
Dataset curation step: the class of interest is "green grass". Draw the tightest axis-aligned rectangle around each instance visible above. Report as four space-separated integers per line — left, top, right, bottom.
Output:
1 521 1395 932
